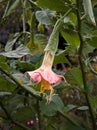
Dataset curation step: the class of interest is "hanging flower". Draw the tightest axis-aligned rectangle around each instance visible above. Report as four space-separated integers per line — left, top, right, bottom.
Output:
26 51 66 102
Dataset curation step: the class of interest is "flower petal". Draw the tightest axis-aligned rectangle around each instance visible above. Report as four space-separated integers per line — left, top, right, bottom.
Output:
27 71 42 83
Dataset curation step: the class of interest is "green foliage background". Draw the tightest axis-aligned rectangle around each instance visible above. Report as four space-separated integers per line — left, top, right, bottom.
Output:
0 0 97 130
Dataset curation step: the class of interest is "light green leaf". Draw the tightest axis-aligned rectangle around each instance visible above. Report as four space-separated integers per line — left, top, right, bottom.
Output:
0 45 30 58
77 106 89 110
83 0 96 26
36 9 56 25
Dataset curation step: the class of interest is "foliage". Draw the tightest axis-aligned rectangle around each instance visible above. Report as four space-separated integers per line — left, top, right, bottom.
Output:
0 0 97 130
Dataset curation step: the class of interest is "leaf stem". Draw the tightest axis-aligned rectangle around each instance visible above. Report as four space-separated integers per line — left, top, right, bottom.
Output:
76 0 96 129
0 67 42 100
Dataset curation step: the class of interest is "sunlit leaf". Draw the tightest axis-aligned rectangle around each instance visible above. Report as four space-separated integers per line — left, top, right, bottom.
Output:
83 0 96 26
36 9 56 25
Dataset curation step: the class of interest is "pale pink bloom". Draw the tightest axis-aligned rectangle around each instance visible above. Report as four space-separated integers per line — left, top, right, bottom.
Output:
26 51 66 102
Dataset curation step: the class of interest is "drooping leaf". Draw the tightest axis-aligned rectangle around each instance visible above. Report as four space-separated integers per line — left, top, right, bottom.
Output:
0 45 30 58
5 33 21 52
83 0 96 26
35 9 56 25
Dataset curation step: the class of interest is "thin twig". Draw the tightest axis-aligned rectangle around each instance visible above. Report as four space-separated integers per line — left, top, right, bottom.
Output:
76 0 96 129
0 67 42 100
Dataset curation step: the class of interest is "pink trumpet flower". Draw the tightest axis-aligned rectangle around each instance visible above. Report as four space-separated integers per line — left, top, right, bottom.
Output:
26 51 66 102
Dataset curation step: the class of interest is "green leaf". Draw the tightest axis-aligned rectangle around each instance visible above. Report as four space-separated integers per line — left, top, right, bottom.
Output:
0 92 11 98
16 61 35 72
37 0 69 12
5 33 21 52
12 106 34 122
54 50 71 66
0 62 10 71
36 9 56 25
52 95 65 112
27 34 47 55
0 76 17 91
62 30 80 47
77 106 89 110
0 45 30 58
83 0 96 26
40 95 65 116
65 67 83 86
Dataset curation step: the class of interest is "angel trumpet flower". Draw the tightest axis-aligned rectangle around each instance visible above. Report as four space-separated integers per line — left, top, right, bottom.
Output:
26 51 66 102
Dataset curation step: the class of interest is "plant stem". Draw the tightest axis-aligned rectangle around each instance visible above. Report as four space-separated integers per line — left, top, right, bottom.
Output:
59 111 79 126
0 67 42 100
76 0 96 130
22 0 26 32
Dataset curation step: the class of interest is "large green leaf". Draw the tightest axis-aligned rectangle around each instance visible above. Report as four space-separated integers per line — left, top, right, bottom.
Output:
65 67 83 86
0 45 30 58
62 30 80 47
36 9 56 25
37 0 69 12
